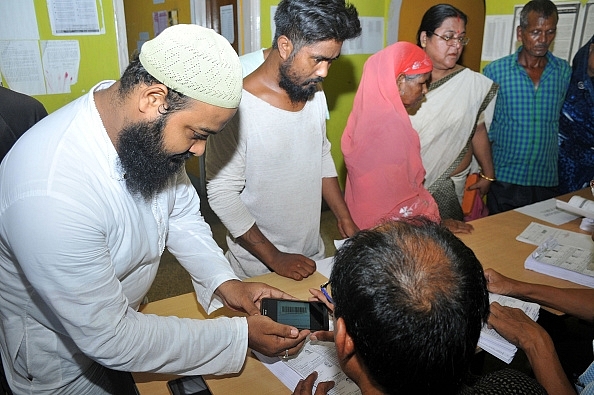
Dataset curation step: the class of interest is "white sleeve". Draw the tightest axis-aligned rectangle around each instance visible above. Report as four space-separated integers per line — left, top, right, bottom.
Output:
205 112 256 238
3 194 248 375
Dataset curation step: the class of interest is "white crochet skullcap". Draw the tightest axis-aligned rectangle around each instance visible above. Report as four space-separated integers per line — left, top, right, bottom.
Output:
139 24 242 108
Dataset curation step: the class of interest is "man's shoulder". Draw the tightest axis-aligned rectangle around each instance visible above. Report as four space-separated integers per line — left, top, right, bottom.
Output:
483 54 514 73
546 52 571 72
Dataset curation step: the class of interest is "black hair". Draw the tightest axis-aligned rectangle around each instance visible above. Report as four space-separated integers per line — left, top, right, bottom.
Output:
520 0 558 29
118 53 192 116
272 0 361 54
330 218 489 395
416 4 468 46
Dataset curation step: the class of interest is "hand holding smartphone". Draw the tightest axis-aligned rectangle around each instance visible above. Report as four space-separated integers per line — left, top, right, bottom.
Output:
260 298 330 331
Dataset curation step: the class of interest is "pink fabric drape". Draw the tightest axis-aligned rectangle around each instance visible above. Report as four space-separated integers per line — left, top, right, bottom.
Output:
341 42 440 229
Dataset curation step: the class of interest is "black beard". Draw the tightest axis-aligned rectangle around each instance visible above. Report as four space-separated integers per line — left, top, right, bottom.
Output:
279 59 322 103
117 116 192 201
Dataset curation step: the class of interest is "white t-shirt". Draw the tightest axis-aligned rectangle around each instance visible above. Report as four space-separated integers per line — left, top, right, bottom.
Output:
206 89 335 278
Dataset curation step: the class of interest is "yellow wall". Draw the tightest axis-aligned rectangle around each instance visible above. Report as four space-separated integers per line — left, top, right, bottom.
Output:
10 0 122 113
122 0 193 59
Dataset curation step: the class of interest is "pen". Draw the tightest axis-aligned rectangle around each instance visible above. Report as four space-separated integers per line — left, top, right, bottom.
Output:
320 281 334 304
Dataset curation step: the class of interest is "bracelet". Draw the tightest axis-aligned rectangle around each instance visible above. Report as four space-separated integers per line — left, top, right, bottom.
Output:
479 172 496 182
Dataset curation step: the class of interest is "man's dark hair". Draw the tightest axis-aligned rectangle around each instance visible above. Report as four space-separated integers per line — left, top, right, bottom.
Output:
118 53 192 116
330 218 489 395
272 0 361 54
520 0 558 29
416 4 468 46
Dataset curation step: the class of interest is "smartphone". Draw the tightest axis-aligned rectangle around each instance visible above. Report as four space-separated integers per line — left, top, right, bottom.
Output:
167 375 212 395
260 298 330 331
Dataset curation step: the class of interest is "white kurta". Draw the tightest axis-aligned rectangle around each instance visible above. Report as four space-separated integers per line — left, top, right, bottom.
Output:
0 81 247 394
206 89 335 278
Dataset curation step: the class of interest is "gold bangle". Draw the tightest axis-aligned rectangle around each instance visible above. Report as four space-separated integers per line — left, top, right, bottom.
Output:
479 172 496 182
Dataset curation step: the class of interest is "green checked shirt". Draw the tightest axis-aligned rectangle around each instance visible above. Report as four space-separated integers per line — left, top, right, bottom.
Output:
484 47 570 187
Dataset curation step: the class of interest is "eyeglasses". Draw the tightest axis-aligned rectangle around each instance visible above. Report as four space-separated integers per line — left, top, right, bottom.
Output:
320 281 334 304
429 32 470 46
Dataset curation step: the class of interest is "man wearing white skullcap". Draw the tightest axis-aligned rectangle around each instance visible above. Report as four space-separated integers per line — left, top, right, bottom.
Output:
0 24 309 394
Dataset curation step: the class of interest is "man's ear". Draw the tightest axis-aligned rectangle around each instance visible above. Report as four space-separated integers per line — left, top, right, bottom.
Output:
334 317 356 363
277 35 294 61
516 26 523 43
138 83 168 116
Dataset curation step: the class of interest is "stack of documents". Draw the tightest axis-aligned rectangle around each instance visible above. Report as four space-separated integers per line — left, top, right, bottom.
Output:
478 293 540 364
524 239 594 288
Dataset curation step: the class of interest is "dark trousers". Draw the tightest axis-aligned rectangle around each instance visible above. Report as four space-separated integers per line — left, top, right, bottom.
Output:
487 181 558 215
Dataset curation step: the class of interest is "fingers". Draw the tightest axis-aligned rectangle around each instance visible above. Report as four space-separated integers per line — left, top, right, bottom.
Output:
443 219 474 234
308 288 334 312
315 380 335 395
310 330 334 342
247 315 310 356
293 372 317 395
293 372 334 395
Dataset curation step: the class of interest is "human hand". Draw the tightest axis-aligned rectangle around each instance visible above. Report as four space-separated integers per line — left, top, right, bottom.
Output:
484 268 517 296
336 217 359 238
467 177 491 196
268 252 316 281
308 288 335 342
487 302 546 350
308 288 334 313
442 219 474 234
215 280 297 315
247 314 310 357
293 371 335 395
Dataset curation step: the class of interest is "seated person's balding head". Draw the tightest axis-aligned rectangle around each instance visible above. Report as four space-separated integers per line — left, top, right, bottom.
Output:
330 218 489 395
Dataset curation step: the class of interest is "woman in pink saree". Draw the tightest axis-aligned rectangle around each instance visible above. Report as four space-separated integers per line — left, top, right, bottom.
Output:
342 42 471 232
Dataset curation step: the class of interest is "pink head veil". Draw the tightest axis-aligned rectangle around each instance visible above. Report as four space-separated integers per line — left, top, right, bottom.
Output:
341 42 439 229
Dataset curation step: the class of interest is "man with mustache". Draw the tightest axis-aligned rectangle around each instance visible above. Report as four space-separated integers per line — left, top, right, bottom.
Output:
483 0 571 214
206 0 361 281
0 25 311 394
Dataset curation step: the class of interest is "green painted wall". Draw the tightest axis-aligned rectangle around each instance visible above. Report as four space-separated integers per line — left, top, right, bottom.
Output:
10 0 123 114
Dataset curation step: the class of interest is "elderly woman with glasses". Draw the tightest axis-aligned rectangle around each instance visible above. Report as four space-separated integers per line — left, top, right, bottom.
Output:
409 4 498 222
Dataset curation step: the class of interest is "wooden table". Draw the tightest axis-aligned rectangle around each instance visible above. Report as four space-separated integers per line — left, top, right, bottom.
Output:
456 188 591 289
134 189 592 394
133 271 328 395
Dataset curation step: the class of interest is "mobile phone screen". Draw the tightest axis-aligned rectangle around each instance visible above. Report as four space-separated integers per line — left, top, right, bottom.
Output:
261 298 329 331
167 375 212 395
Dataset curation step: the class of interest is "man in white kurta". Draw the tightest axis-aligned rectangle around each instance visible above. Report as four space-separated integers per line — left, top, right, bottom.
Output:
0 25 309 394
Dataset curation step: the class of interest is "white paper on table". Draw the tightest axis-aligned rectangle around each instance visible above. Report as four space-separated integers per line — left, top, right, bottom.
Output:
253 340 361 395
556 196 594 219
316 257 334 279
514 198 579 225
516 222 593 249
